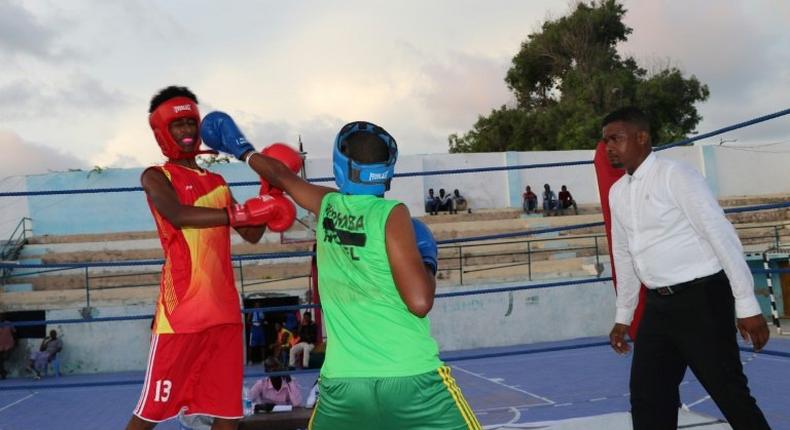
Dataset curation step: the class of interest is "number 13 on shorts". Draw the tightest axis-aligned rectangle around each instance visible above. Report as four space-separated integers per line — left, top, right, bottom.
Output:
154 379 172 402
133 327 245 421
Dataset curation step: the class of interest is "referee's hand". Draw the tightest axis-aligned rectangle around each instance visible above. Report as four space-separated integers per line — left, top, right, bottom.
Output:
737 314 770 352
609 323 631 354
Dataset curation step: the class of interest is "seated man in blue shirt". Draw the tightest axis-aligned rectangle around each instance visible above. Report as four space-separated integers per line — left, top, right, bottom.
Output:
541 184 558 216
437 189 453 213
424 188 439 215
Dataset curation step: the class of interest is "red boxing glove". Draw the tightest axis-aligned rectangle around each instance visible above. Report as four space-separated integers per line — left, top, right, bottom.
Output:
227 194 296 232
265 195 297 232
259 143 303 195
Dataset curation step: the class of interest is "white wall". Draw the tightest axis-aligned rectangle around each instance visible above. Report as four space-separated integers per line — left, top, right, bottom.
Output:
0 176 30 241
421 152 510 210
655 146 703 171
3 146 789 237
515 150 599 205
712 146 790 197
2 279 616 375
431 279 615 351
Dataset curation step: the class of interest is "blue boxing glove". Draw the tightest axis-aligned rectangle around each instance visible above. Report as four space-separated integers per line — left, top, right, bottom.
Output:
411 218 438 275
200 111 256 160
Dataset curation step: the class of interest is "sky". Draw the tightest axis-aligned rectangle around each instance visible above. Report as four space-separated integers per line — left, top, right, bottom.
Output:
1 0 789 180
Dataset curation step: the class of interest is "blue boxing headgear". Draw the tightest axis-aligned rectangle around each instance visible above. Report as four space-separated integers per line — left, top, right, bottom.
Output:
332 121 398 196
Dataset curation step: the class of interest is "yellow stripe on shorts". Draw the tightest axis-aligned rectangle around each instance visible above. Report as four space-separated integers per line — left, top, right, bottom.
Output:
307 399 318 430
438 366 482 430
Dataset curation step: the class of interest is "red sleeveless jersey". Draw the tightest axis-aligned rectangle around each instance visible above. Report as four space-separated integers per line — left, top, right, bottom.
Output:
145 163 241 334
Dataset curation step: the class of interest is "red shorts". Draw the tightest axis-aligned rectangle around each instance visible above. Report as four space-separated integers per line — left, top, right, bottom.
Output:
133 324 243 422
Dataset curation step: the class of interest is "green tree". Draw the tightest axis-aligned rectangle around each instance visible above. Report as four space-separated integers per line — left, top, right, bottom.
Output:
449 0 709 153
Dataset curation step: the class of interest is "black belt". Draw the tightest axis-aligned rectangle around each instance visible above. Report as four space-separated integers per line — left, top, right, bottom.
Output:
650 271 724 296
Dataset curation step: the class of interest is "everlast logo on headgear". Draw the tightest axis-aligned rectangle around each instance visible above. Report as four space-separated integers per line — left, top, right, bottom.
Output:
173 104 193 113
149 96 206 160
368 172 389 181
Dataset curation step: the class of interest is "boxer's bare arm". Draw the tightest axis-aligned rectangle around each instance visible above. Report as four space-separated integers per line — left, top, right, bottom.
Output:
386 205 436 318
141 168 229 228
141 168 267 244
246 153 335 215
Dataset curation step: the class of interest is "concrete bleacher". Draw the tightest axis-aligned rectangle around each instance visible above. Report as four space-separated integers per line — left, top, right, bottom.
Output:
0 195 787 377
2 195 787 311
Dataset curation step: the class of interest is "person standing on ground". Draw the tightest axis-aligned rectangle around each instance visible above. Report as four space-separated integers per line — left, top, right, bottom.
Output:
126 86 295 430
603 106 770 430
0 314 16 379
199 114 482 429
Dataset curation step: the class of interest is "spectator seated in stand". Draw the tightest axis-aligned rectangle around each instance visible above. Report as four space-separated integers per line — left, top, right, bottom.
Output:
437 188 453 213
249 357 303 409
27 330 62 379
522 185 538 214
268 322 292 367
289 311 317 369
284 310 299 333
541 184 558 216
450 189 470 214
558 185 578 215
425 188 440 215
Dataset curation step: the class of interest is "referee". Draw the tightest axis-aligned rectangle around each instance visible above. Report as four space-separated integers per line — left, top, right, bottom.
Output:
602 107 770 430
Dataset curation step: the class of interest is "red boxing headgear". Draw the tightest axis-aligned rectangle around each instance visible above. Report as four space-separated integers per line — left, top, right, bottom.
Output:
149 96 203 160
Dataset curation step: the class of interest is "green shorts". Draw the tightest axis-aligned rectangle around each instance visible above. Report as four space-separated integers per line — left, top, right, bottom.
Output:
308 366 481 430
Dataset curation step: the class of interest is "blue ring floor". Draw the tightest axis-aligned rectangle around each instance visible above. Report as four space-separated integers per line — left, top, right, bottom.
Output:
1 336 788 430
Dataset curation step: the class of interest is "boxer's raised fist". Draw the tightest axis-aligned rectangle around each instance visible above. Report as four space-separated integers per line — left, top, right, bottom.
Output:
200 111 255 160
259 143 303 195
411 218 438 275
227 194 295 232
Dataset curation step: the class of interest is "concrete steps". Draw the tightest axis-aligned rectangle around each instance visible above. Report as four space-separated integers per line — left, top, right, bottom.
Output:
2 195 787 310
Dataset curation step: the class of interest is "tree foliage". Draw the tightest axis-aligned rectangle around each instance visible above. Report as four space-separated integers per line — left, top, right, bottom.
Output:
449 0 709 153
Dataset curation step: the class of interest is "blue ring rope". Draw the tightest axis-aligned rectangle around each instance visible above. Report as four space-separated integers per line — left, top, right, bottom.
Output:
8 264 790 328
2 201 786 271
1 109 787 389
435 277 610 298
1 108 788 198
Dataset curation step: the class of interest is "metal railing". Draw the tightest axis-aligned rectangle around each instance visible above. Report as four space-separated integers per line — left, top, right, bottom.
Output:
735 222 790 250
1 256 314 310
1 217 32 283
1 220 788 306
437 222 790 285
439 233 606 285
1 217 31 259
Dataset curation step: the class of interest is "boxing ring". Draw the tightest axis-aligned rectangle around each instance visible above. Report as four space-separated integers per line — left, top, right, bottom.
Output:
1 108 790 430
1 336 789 429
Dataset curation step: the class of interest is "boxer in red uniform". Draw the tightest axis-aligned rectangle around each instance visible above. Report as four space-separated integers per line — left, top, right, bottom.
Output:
126 86 296 430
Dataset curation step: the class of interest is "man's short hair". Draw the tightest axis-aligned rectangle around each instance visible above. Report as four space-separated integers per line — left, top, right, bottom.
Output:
344 132 390 164
602 106 650 134
149 86 198 114
264 357 282 372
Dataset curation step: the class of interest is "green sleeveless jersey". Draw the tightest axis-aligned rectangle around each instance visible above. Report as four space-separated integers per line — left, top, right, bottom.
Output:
316 192 442 378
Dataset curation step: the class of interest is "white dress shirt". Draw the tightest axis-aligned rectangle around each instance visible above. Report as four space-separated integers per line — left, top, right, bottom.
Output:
609 152 761 325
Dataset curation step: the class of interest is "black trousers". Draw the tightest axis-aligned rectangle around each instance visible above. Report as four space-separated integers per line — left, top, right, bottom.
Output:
630 271 770 430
